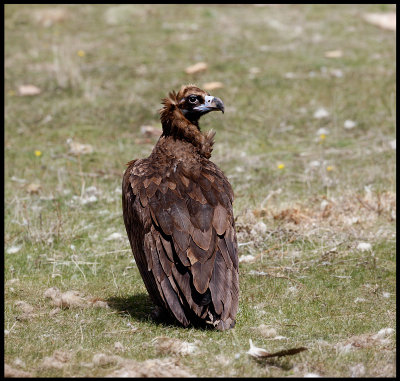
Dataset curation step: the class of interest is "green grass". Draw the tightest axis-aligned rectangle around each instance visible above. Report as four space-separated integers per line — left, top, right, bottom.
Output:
5 4 396 377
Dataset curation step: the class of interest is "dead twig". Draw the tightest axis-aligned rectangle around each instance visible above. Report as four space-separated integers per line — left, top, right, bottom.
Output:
355 194 376 213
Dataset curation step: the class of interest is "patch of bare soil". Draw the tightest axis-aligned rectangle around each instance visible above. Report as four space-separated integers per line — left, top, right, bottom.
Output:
41 350 73 370
152 336 199 356
43 287 109 309
335 328 395 354
4 364 32 377
105 357 195 377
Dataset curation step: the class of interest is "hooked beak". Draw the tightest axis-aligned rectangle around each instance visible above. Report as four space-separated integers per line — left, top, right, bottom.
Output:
194 95 225 114
204 95 225 113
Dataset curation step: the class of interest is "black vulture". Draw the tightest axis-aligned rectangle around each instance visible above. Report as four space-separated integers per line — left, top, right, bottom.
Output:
122 85 239 330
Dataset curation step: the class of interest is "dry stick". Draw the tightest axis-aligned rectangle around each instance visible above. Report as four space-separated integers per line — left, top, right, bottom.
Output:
77 153 86 199
21 201 32 239
376 192 383 215
111 266 119 293
79 323 84 344
55 200 63 238
355 194 376 213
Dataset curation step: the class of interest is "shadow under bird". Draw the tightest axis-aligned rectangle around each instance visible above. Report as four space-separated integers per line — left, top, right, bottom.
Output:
122 85 239 330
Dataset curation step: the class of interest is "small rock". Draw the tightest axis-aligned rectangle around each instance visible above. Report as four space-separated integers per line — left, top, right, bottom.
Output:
324 50 343 58
363 13 396 31
27 183 41 194
18 84 41 96
203 81 224 91
185 62 208 74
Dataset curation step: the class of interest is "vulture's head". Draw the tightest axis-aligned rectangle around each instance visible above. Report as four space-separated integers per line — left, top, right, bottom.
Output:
160 85 224 155
175 85 224 125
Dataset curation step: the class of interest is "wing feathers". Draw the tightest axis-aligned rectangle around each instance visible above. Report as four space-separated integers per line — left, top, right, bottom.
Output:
213 203 229 235
191 251 216 294
124 156 238 329
209 250 226 315
191 226 213 251
160 278 189 326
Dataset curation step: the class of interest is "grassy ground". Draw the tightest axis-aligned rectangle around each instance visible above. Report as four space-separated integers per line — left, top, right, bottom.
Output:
4 4 396 377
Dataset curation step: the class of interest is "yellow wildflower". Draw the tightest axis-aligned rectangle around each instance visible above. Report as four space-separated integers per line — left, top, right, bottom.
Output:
277 163 285 170
326 165 334 171
34 150 42 157
320 134 326 141
77 50 85 57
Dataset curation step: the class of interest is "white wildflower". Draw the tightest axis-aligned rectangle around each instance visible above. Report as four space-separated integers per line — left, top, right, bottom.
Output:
6 246 21 254
373 328 394 339
249 270 268 275
239 255 256 263
330 68 343 78
273 335 288 340
354 297 366 303
357 242 372 251
105 232 123 241
344 119 357 129
313 108 329 119
80 195 97 204
316 127 330 135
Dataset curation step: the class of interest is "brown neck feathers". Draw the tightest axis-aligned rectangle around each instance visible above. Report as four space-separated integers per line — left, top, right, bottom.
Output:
159 92 215 159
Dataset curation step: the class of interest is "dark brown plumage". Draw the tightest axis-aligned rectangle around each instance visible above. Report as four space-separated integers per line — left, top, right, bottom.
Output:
122 85 239 330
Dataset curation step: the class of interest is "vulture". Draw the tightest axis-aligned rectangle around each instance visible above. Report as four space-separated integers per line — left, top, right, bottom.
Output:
122 85 239 330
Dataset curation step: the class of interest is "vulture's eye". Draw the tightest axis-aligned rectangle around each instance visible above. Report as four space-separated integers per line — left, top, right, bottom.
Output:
188 95 197 104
